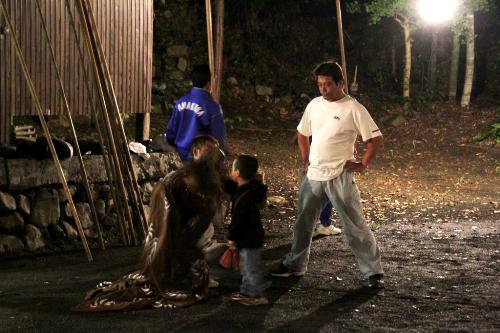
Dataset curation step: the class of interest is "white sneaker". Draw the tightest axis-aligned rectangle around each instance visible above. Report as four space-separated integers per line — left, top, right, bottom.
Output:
316 224 341 236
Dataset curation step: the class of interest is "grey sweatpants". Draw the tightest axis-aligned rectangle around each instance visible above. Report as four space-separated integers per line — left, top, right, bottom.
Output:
283 170 383 278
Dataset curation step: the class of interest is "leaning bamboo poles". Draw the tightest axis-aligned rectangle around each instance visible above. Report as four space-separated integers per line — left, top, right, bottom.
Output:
81 0 148 236
33 0 105 251
63 0 129 246
0 0 93 262
74 0 139 245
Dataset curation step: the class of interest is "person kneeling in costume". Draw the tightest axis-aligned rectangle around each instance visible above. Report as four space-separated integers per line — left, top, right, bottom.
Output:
73 157 223 311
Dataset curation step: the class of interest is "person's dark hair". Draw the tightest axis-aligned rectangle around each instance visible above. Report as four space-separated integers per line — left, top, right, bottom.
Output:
142 157 223 288
191 135 219 153
313 61 343 85
233 154 258 180
187 159 223 205
191 64 211 88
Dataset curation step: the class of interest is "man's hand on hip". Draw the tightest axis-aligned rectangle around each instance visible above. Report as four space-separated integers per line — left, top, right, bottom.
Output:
302 160 309 174
344 160 366 173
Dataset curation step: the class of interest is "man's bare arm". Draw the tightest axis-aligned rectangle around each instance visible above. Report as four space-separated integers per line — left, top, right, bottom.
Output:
345 136 383 172
297 132 310 172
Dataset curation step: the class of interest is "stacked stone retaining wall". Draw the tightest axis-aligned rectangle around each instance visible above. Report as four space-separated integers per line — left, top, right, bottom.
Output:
0 153 180 257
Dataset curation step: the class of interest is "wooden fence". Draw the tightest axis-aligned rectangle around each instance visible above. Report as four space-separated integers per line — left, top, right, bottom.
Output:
0 0 153 144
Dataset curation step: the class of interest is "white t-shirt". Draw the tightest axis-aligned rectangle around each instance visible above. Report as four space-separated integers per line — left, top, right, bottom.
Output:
297 95 382 181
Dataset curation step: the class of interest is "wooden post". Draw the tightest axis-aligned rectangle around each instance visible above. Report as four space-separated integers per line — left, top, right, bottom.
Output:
0 0 93 262
335 0 348 94
213 0 224 102
205 0 215 93
135 112 150 142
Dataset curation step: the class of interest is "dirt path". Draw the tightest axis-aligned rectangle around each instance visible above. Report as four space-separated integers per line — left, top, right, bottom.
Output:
1 108 499 332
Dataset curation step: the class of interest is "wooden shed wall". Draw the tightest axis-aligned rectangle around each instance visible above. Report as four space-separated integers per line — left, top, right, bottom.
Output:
0 0 153 143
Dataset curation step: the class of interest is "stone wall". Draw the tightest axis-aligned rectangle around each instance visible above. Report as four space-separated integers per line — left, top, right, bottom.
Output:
152 0 206 113
151 0 289 121
0 153 180 257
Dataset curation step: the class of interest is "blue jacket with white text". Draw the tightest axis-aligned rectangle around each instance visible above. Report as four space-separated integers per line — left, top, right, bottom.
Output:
166 87 227 160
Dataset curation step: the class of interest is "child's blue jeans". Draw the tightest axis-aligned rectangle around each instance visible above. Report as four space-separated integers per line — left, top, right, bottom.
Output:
239 248 263 297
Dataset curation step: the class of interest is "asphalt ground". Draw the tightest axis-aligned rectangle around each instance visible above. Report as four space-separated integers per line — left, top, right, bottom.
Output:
1 218 498 333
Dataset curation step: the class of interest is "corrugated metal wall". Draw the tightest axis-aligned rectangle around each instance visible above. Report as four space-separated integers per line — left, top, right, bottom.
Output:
0 0 153 144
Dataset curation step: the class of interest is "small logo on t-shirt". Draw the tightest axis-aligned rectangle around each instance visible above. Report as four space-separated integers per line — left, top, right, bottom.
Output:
333 116 340 120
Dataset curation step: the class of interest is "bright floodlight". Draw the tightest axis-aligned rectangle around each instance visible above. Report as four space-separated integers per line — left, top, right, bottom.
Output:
418 0 458 23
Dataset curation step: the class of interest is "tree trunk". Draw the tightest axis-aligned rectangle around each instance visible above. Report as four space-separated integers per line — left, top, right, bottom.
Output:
448 30 460 100
401 20 411 98
461 13 475 108
429 30 438 90
394 14 411 100
391 36 397 77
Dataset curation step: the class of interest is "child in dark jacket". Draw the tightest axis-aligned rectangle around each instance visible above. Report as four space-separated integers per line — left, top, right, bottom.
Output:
226 154 268 306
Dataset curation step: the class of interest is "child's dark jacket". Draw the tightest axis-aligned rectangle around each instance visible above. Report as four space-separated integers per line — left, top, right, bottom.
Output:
225 179 267 249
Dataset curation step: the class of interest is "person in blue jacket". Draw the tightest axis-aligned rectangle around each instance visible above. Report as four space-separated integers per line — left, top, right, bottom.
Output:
166 64 228 160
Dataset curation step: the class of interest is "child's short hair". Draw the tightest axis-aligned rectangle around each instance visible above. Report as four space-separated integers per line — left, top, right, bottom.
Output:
233 155 258 180
191 135 219 154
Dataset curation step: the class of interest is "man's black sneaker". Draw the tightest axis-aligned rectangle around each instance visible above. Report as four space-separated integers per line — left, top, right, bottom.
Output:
364 274 384 288
269 263 306 277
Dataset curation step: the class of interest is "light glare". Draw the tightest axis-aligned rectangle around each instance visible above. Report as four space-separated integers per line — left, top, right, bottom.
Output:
418 0 458 23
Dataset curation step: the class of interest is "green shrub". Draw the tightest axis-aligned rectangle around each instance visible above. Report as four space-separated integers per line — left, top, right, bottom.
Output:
473 123 500 144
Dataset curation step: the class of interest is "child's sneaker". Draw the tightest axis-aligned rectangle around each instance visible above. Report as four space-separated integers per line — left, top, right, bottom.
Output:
236 295 269 306
229 292 246 301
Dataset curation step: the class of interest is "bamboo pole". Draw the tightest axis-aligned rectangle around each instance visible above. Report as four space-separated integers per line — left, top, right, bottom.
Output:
92 58 138 244
80 2 142 240
82 0 148 236
0 0 93 262
335 0 348 94
79 0 138 244
75 0 137 244
33 0 105 250
213 0 224 102
205 0 215 92
68 0 131 246
63 0 129 245
89 56 144 241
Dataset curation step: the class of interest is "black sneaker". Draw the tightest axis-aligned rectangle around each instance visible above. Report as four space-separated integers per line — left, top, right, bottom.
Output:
364 274 384 289
269 263 306 277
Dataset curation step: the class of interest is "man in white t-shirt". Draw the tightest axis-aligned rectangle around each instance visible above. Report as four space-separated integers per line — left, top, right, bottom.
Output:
271 61 384 288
